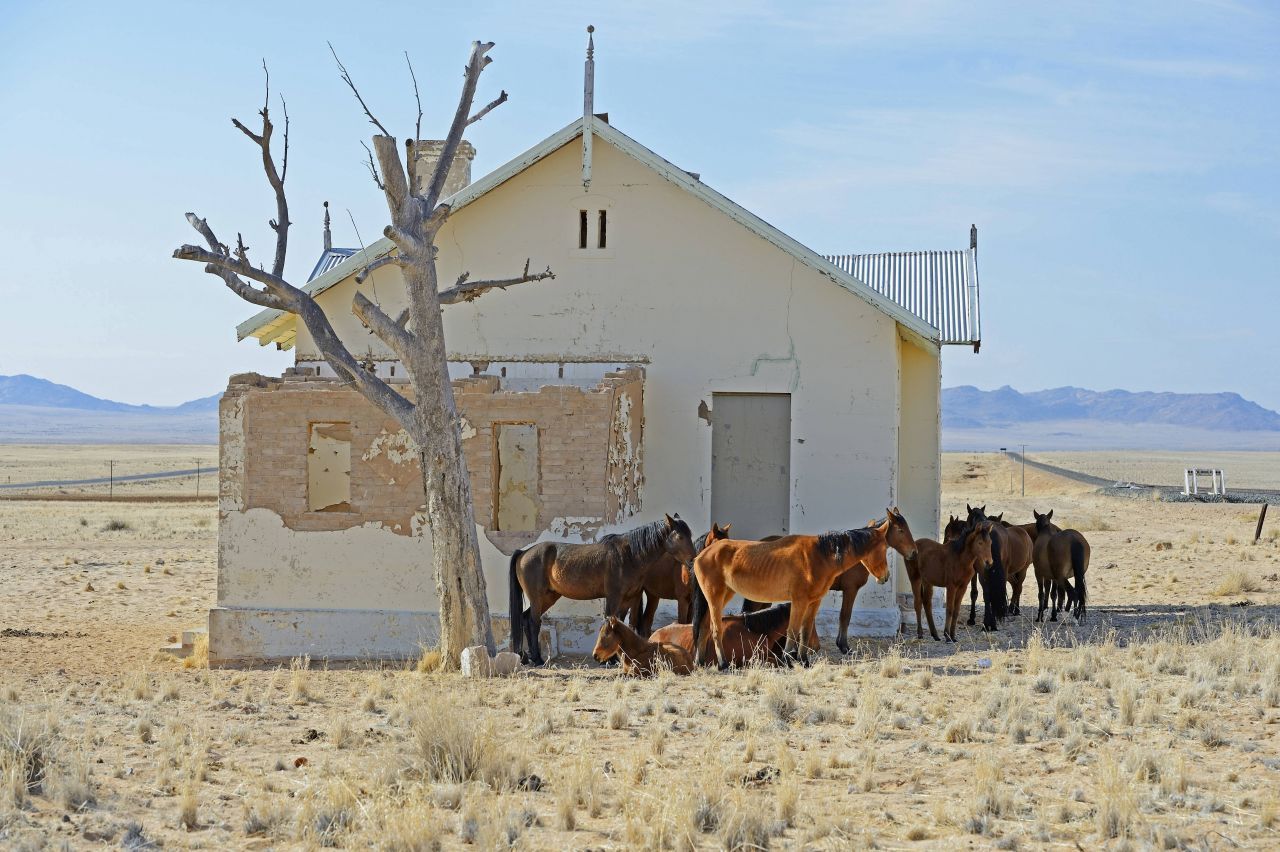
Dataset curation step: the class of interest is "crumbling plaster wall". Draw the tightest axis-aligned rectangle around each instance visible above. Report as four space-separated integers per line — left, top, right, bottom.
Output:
287 138 926 637
211 368 642 661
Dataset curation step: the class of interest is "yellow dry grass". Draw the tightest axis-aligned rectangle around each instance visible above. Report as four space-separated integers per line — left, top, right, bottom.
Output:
0 449 1277 848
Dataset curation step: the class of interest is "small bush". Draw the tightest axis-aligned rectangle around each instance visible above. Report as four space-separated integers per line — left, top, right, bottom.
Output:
101 519 131 532
1212 569 1260 597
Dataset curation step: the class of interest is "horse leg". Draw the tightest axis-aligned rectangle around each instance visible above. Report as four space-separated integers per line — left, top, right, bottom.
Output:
640 590 661 637
1010 570 1024 616
527 590 559 666
627 593 644 631
676 591 691 625
1049 579 1060 621
783 601 809 667
943 584 958 642
837 588 854 655
982 573 999 633
707 599 731 671
911 576 925 640
921 582 941 641
967 574 978 626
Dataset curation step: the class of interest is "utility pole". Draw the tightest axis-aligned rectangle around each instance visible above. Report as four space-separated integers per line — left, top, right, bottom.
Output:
1021 444 1027 497
194 459 201 499
108 459 115 500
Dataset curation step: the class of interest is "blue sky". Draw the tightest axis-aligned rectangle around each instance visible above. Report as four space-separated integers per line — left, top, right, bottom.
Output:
1 1 1276 408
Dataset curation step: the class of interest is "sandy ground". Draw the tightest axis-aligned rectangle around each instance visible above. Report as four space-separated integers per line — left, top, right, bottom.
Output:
1 452 1279 850
0 444 217 498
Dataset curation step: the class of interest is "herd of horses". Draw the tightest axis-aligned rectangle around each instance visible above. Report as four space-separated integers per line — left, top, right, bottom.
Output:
509 506 1091 674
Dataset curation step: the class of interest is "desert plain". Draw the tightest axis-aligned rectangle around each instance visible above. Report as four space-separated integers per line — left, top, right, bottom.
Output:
1 448 1279 850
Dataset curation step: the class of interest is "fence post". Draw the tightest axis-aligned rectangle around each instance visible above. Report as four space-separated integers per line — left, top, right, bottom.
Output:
1256 504 1269 544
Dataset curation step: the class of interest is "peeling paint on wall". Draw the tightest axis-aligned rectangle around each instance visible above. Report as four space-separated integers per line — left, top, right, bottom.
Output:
544 516 604 541
362 428 419 465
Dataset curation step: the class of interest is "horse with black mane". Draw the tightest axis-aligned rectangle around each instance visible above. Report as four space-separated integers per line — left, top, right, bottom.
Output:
690 517 898 668
958 504 1010 631
509 514 696 665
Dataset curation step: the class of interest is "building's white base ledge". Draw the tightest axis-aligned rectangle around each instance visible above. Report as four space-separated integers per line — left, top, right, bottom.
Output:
207 604 908 663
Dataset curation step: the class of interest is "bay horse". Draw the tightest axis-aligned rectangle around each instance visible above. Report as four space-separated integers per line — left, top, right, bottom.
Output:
592 616 694 676
960 504 1010 631
509 514 696 665
906 521 995 642
650 602 792 667
691 516 897 668
736 510 917 653
626 524 733 636
1031 510 1090 622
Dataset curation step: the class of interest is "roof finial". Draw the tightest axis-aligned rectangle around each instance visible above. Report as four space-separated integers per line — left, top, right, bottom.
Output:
582 26 596 189
323 201 332 253
970 223 977 252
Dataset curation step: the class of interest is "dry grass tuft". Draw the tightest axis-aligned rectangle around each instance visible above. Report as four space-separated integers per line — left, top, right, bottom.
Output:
405 691 521 790
415 647 443 674
608 703 629 730
1094 753 1139 839
1212 569 1261 597
182 633 209 671
288 656 311 704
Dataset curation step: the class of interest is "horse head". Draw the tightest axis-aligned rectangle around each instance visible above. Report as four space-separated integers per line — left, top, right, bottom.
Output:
885 506 918 562
943 514 967 542
662 513 697 565
1032 508 1054 536
683 522 732 585
966 504 988 525
860 519 892 584
966 521 995 574
593 615 623 663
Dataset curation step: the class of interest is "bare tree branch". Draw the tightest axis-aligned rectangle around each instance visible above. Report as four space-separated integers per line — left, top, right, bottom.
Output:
352 291 415 366
371 135 412 224
466 90 507 126
438 259 555 305
279 95 290 183
329 41 391 137
228 62 290 278
354 253 404 284
424 41 494 208
360 141 385 190
403 52 425 194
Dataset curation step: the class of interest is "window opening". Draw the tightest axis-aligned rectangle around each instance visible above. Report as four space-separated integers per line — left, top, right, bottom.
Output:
578 210 588 249
597 210 607 248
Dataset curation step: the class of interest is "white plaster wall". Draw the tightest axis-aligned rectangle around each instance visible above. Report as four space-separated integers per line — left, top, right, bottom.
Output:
897 335 946 629
221 132 940 659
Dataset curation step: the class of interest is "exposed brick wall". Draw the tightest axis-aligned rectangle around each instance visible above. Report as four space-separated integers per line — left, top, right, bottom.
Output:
222 368 645 545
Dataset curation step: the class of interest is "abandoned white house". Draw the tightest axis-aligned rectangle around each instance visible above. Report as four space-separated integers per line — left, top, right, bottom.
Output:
210 69 982 663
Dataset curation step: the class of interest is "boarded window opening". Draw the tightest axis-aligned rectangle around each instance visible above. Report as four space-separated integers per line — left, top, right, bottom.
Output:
494 423 539 531
578 210 588 249
308 422 352 512
597 209 607 248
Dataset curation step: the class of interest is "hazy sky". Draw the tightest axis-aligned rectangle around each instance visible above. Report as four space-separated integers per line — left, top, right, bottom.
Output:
1 1 1276 408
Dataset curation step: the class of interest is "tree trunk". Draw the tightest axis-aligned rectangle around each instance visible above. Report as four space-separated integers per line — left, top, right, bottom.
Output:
405 251 495 663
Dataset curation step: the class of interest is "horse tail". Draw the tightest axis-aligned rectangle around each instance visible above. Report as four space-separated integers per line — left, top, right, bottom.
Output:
509 547 526 658
689 561 709 656
989 530 1008 619
1070 537 1087 611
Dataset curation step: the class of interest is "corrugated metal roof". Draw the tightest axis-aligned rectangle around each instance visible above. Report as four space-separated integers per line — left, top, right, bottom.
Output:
308 248 357 282
824 249 981 349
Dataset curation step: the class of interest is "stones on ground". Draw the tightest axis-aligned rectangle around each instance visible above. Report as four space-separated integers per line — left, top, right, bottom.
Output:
492 650 521 676
460 645 493 678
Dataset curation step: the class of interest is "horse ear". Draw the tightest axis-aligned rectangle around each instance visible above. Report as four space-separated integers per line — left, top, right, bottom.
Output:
664 513 675 527
723 523 731 535
1046 509 1053 521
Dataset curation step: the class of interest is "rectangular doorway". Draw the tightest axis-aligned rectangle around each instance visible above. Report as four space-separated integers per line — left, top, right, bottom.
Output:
494 423 539 531
711 393 791 538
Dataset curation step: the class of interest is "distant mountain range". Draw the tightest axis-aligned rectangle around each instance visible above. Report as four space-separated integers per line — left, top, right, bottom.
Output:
3 374 1278 448
0 375 219 414
943 385 1280 432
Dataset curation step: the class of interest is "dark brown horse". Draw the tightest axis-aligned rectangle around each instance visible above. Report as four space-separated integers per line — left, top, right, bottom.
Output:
509 514 696 665
737 510 916 654
626 524 733 636
650 602 792 667
960 504 1009 631
906 521 995 642
692 516 899 668
1031 509 1090 622
592 616 693 676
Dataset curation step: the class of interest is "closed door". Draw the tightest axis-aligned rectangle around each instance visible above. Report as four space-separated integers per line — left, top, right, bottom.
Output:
495 423 539 531
711 393 791 539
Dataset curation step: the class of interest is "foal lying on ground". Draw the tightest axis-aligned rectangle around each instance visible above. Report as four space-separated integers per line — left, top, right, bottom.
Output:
650 602 792 667
592 615 693 676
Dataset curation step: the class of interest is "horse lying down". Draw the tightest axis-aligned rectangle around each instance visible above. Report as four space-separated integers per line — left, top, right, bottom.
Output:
592 616 693 676
650 602 793 667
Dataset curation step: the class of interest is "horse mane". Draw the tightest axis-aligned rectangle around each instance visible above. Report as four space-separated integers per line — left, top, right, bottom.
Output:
948 521 976 556
740 602 791 634
692 531 712 553
620 517 690 563
816 525 875 557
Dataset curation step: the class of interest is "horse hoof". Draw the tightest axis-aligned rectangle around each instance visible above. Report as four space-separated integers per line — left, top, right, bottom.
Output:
966 617 976 626
717 661 730 672
837 643 850 655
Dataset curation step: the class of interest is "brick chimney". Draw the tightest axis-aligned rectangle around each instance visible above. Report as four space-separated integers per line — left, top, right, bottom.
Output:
410 140 476 198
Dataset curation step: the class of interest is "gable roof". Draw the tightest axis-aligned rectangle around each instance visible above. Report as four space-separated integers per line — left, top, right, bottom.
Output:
825 249 981 350
238 117 943 349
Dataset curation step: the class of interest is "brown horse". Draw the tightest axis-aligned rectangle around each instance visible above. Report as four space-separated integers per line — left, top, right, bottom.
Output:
626 524 733 636
960 504 1010 630
906 521 995 642
692 516 899 668
592 616 694 676
1031 510 1090 622
737 510 916 654
510 514 696 665
650 602 792 667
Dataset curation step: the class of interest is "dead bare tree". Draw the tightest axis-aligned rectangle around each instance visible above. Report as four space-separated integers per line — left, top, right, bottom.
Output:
174 43 553 667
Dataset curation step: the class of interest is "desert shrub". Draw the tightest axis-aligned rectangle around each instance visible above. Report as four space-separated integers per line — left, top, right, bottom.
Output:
101 519 131 532
405 694 520 790
1212 569 1260 597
